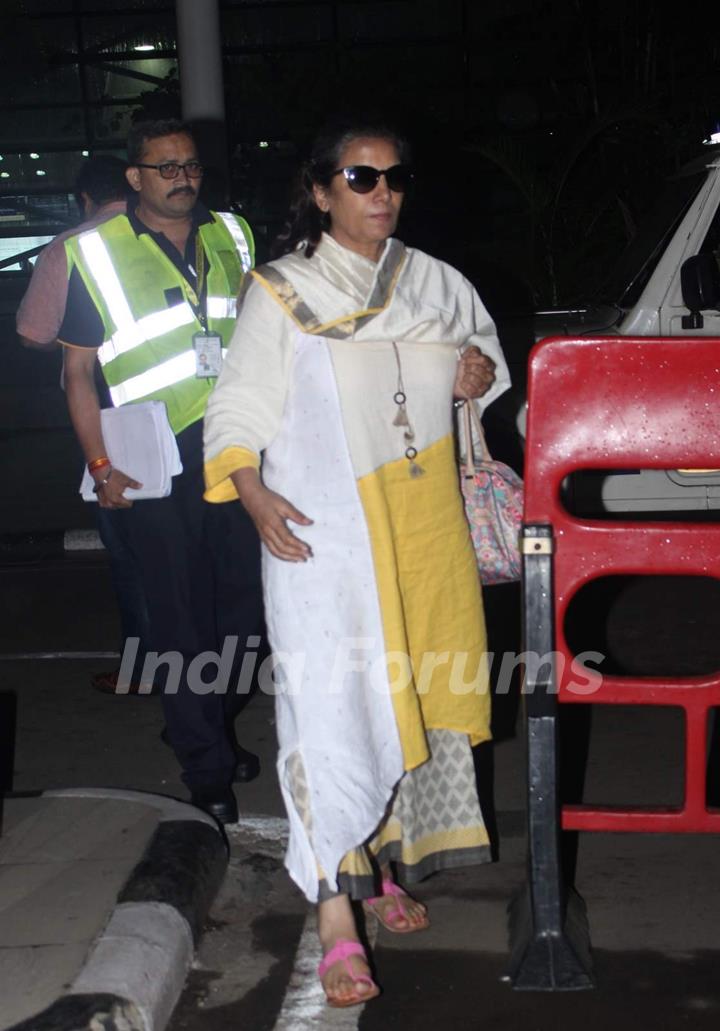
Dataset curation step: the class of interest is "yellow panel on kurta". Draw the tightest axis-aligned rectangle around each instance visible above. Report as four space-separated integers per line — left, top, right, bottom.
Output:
357 433 491 772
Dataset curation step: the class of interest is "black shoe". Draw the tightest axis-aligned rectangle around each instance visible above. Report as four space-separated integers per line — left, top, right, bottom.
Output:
190 787 238 825
233 745 260 783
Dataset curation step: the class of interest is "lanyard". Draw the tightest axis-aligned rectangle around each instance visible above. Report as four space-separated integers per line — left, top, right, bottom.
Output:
184 233 208 330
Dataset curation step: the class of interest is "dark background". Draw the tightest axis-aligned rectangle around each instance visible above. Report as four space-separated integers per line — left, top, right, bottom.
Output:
2 0 720 532
2 0 720 312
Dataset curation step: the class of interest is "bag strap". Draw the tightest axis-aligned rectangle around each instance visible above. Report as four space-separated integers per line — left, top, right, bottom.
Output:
461 401 491 477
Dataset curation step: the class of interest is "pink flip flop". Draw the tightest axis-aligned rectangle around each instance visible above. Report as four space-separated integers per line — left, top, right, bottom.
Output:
363 878 430 934
317 939 380 1008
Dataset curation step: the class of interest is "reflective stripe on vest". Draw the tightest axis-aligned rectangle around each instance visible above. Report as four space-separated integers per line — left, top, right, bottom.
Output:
216 212 253 272
109 346 230 406
80 231 197 363
79 230 137 336
206 296 237 320
99 302 196 364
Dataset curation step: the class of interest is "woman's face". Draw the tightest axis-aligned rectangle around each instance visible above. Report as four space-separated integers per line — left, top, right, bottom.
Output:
313 136 404 262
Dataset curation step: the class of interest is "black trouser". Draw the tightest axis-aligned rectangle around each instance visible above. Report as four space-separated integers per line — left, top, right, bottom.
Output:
95 505 152 684
116 420 264 792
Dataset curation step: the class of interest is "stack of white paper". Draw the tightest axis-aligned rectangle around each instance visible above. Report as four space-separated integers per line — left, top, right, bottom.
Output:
80 400 183 502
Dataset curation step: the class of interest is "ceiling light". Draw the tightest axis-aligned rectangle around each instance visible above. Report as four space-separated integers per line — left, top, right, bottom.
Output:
134 44 155 52
258 141 270 149
29 152 40 159
0 172 9 179
82 150 89 157
36 169 46 176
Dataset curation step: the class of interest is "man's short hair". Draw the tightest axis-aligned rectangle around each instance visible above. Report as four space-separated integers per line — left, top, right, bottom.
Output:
127 119 195 166
74 155 129 208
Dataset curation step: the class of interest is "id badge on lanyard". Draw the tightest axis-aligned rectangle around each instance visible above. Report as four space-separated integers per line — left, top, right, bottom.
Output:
193 331 223 377
189 236 222 378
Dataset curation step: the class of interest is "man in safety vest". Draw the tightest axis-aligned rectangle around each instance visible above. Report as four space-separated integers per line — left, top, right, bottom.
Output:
58 119 263 824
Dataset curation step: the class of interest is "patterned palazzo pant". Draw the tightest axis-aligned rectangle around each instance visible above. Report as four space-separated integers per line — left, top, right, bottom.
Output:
286 728 491 901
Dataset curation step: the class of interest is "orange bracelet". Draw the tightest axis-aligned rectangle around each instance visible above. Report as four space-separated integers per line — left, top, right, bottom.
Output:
88 456 110 472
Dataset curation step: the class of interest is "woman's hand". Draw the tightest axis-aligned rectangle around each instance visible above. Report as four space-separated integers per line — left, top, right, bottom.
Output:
232 468 314 562
454 345 496 400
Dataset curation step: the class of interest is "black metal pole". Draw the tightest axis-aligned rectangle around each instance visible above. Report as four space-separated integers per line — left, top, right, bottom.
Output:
506 523 594 990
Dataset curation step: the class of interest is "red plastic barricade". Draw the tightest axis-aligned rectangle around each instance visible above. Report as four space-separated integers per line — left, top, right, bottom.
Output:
525 335 720 834
507 336 720 991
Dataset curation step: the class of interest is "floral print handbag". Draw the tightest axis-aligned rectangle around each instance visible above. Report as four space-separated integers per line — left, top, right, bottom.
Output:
459 402 523 585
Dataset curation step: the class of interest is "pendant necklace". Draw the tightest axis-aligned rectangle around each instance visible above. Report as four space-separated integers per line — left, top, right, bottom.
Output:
391 341 425 478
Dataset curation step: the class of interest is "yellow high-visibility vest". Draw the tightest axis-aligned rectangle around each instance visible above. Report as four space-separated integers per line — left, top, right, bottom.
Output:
66 210 254 434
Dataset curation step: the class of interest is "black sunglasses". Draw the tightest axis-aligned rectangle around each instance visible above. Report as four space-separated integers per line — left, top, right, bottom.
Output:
330 164 414 194
134 160 204 180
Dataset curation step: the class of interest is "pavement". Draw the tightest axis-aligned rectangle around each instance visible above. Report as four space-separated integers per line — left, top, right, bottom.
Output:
3 542 720 1031
0 791 226 1031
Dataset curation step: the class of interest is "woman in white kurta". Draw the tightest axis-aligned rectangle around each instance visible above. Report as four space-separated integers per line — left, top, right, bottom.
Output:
204 122 510 1007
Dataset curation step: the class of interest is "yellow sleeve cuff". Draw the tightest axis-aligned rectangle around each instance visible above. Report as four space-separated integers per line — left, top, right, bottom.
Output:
204 446 260 503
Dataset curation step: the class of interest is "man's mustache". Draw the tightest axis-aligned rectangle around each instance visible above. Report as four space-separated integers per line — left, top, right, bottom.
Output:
168 185 196 198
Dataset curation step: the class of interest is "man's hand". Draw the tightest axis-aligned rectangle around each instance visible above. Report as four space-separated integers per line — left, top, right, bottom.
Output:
232 468 313 562
454 345 496 400
64 347 141 507
93 467 143 509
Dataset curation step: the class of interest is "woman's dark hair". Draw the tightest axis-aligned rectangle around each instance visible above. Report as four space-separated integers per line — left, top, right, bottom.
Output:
273 119 411 259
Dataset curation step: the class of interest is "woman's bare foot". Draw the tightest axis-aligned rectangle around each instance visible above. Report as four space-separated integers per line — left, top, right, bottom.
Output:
317 894 379 1007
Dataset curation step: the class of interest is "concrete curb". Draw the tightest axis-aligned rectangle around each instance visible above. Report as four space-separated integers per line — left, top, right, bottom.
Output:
5 788 228 1031
0 529 103 562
